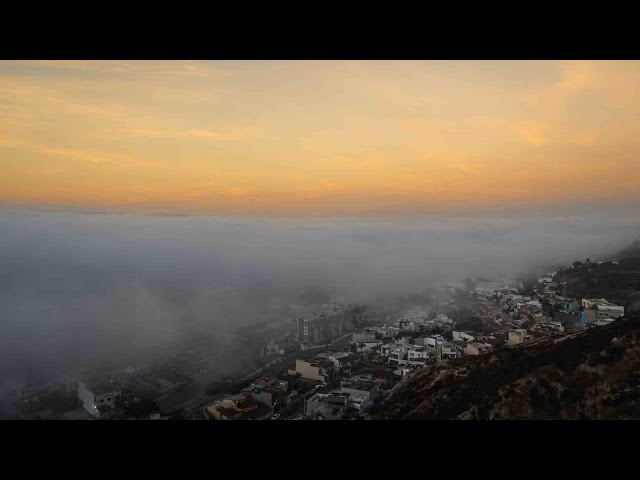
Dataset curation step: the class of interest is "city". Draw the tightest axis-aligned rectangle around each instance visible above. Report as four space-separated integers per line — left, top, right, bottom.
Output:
2 60 640 424
9 249 636 421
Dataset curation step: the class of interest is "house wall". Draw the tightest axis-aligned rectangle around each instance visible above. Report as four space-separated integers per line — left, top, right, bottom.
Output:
95 391 120 409
453 331 475 342
597 306 624 319
294 359 328 382
353 332 376 343
78 382 98 417
340 383 378 407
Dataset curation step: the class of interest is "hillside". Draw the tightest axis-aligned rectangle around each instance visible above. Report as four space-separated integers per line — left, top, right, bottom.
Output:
611 240 640 261
371 316 640 420
553 239 640 313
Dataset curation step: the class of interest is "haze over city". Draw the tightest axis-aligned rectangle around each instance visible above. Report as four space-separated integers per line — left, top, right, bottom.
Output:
1 60 640 421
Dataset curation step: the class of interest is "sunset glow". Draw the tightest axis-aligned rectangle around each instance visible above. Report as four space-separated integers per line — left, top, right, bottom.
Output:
2 60 639 215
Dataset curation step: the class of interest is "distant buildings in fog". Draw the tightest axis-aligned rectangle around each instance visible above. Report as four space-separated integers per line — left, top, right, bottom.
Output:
294 303 366 345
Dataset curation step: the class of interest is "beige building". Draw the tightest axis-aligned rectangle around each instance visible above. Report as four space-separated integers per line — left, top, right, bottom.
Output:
507 329 530 346
288 357 336 383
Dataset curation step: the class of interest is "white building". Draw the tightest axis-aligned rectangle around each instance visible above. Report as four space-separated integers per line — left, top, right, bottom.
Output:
406 345 429 365
78 381 121 418
340 380 379 411
351 340 382 353
581 299 624 322
435 313 452 324
439 343 460 359
595 304 624 319
452 331 476 342
305 393 349 420
387 346 409 365
420 335 446 349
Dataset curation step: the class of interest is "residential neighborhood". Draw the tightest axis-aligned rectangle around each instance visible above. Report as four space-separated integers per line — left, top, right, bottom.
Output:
6 261 630 421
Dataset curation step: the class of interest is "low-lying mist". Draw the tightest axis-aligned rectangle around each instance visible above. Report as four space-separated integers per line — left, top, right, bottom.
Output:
1 206 639 398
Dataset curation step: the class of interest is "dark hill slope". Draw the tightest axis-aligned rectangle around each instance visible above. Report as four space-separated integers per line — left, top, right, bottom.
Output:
372 316 640 420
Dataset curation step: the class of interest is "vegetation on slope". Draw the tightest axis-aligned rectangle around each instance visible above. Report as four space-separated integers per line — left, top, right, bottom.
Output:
372 316 640 420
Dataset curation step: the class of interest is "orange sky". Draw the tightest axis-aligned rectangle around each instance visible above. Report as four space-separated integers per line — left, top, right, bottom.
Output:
1 60 639 215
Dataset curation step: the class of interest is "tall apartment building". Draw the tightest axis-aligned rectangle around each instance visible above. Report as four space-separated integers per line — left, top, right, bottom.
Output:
295 304 366 345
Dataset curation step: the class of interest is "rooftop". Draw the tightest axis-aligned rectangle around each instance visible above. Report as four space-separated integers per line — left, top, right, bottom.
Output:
340 380 378 392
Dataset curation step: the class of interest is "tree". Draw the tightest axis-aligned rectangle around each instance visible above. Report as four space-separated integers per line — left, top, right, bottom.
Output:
520 275 538 295
125 397 160 418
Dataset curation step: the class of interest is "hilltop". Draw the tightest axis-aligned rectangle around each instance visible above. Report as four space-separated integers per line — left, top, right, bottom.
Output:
553 240 640 313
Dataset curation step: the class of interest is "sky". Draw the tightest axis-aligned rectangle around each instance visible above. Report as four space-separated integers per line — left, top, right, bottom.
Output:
1 60 640 216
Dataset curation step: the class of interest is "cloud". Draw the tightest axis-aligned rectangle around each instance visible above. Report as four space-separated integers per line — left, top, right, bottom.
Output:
571 131 598 147
121 127 259 142
0 136 158 168
2 61 640 214
554 61 598 94
14 60 217 77
510 122 548 147
227 186 248 196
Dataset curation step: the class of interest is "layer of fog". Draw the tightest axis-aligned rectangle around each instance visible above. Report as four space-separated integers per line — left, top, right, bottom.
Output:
1 207 639 400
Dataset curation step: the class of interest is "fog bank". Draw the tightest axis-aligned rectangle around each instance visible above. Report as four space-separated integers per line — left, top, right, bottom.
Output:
1 207 639 396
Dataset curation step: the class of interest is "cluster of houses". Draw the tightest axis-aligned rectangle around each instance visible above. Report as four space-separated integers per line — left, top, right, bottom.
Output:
288 301 511 419
284 351 396 420
203 376 290 420
340 306 500 380
58 266 628 421
305 376 380 420
472 272 626 348
201 349 392 420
